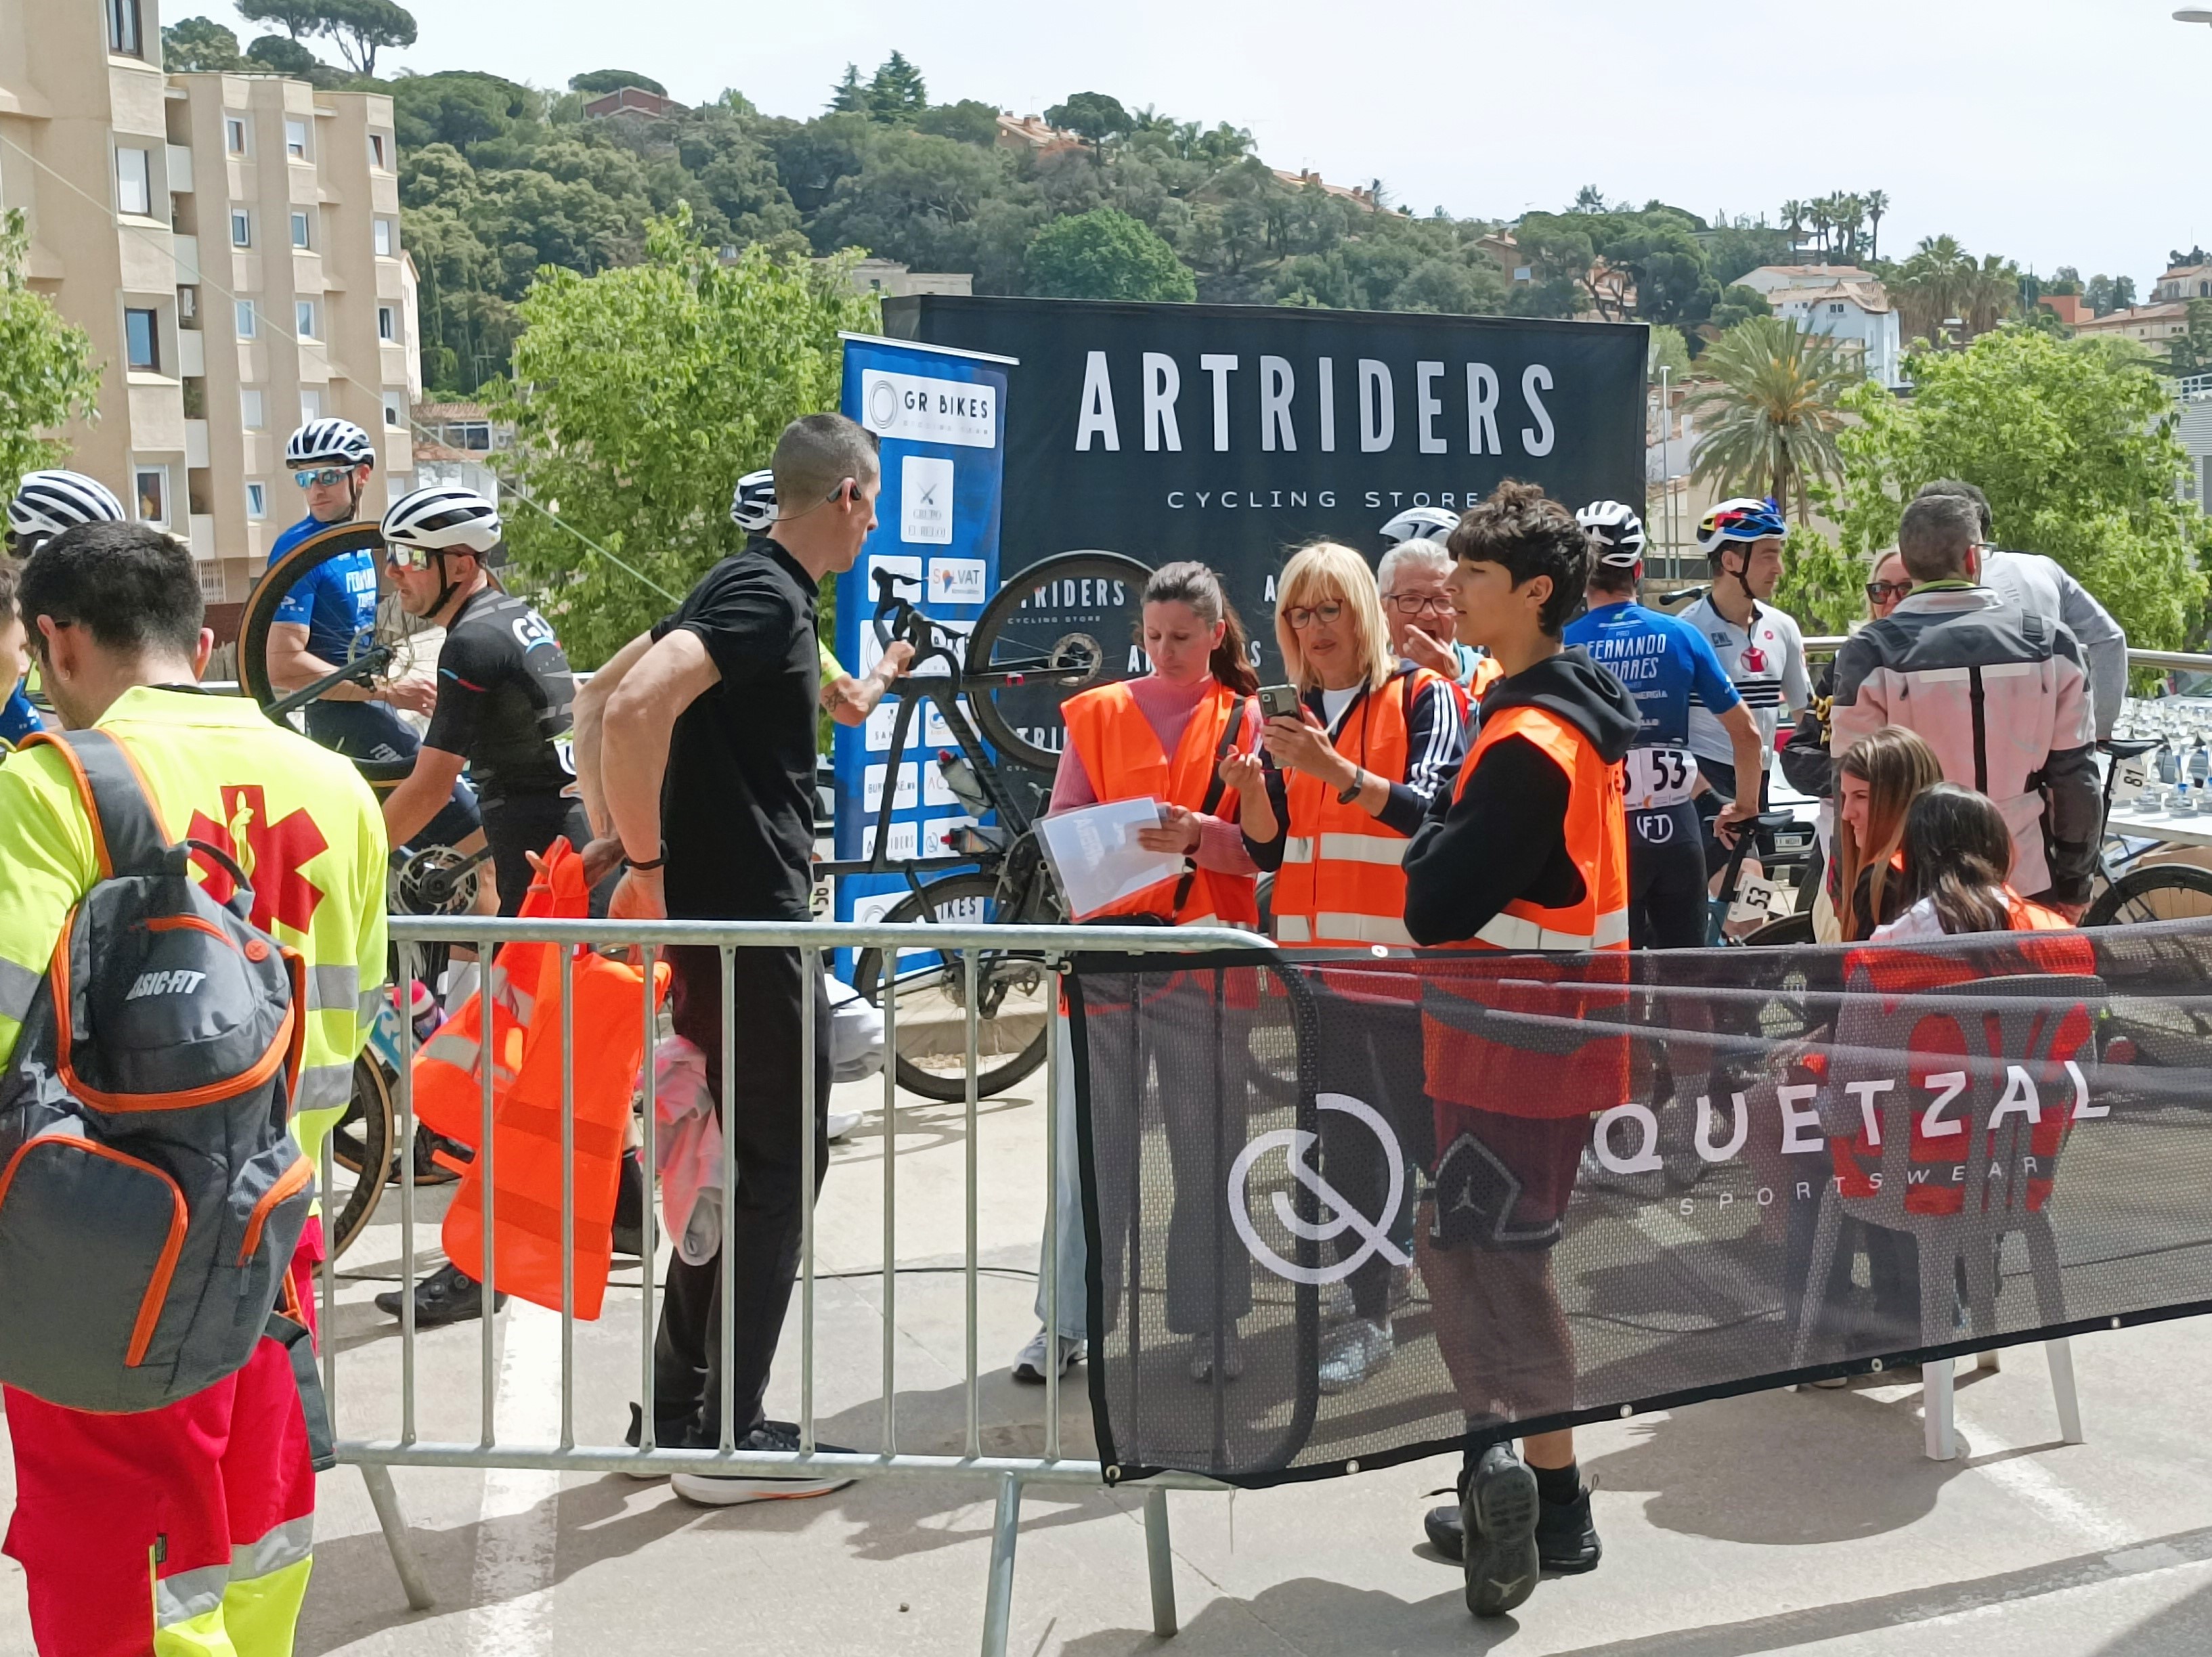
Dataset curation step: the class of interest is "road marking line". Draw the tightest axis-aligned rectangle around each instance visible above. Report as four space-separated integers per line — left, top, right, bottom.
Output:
1957 1388 2132 1551
469 1302 563 1657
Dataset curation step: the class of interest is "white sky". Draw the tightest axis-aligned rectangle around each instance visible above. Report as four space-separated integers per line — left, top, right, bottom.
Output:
206 0 2212 290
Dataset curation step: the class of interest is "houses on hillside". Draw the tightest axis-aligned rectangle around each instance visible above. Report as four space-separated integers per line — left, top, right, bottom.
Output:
1739 264 1904 386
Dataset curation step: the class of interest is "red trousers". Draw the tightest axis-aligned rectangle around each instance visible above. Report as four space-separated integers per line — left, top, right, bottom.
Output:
3 1222 323 1657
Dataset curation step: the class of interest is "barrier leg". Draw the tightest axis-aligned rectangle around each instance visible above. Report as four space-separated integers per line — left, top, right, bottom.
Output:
358 1463 436 1611
1923 1358 1957 1461
1144 1487 1178 1638
979 1473 1023 1657
2047 1339 2084 1444
1976 1350 2001 1373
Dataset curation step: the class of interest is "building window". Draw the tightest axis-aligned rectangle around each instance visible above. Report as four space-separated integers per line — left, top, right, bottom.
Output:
295 301 316 339
124 307 160 372
230 209 251 247
290 211 311 250
377 305 396 341
284 120 309 160
382 392 404 427
114 147 152 217
106 0 142 57
246 481 267 518
299 388 322 421
447 420 492 451
373 218 394 257
225 117 248 156
368 132 389 169
235 299 257 338
134 466 168 526
1829 303 1846 315
240 388 264 428
200 567 226 600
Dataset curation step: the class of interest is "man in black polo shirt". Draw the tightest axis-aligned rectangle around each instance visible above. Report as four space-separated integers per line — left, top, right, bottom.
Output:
577 412 879 1506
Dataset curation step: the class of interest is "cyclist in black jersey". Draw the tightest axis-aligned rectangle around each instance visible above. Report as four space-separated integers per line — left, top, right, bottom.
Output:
375 486 585 914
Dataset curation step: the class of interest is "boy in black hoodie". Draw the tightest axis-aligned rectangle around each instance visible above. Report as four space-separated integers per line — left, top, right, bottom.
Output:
1403 480 1639 1618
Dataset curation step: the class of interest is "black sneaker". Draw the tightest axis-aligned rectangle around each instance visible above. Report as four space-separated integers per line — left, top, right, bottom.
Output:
372 1261 508 1326
670 1420 856 1506
1461 1444 1540 1617
1534 1486 1602 1574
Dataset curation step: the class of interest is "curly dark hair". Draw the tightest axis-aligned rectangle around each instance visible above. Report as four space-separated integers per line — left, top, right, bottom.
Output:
1446 479 1591 636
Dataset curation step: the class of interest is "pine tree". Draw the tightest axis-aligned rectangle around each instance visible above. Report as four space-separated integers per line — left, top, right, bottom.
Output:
826 63 867 114
865 51 928 121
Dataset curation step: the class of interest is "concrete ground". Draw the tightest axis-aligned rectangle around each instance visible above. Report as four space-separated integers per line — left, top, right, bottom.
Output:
5 1068 2211 1657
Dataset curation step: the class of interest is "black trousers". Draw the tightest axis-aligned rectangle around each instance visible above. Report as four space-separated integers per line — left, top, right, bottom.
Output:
1311 993 1431 1321
650 944 833 1442
481 793 590 916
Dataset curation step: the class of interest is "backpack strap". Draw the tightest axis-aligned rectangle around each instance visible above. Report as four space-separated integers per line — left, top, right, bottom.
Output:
22 729 171 879
1171 694 1250 916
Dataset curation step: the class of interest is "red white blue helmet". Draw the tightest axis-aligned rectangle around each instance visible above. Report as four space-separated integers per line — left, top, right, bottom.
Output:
285 417 376 470
7 470 127 540
1576 500 1647 567
1697 497 1787 555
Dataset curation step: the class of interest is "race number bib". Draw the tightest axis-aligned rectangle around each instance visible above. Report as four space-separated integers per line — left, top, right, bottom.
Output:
1625 746 1697 810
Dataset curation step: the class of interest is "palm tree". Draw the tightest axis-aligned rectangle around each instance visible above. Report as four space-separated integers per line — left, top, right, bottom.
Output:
1685 317 1858 523
1781 199 1808 254
1835 193 1866 263
1965 253 2022 338
1808 199 1834 256
1890 234 1976 343
1864 190 1889 262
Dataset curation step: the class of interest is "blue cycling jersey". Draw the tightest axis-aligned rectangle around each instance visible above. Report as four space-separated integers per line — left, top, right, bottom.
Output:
0 681 40 747
1565 599 1743 749
269 513 378 665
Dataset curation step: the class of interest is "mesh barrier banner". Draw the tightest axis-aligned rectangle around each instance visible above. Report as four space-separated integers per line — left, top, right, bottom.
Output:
1066 922 2212 1486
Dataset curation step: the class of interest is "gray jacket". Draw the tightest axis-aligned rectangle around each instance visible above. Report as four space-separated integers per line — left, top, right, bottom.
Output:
1980 546 2127 739
1829 585 2100 904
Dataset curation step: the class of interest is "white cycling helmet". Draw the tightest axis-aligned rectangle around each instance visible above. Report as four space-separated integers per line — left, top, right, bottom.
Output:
1576 500 1647 567
286 417 377 470
382 485 503 556
1379 505 1462 547
729 468 777 532
7 470 127 542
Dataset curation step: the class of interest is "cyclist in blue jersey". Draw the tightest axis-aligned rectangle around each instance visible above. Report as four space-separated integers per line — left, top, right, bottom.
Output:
264 418 479 852
5 471 129 749
1564 502 1764 948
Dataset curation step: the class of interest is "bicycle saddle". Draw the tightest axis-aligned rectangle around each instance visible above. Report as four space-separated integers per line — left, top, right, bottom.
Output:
2102 736 2163 759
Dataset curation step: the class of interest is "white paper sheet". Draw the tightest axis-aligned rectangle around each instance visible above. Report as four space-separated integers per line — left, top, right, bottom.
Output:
1036 799 1184 921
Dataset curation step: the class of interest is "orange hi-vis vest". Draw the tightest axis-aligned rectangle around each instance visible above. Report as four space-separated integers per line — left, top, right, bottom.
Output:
415 841 669 1319
1273 666 1446 949
1467 653 1504 705
1419 701 1631 1120
1061 678 1260 929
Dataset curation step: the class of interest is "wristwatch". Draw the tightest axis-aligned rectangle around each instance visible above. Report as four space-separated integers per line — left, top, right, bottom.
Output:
1337 769 1366 804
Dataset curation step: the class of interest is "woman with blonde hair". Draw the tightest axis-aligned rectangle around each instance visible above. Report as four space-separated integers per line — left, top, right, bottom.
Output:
1833 724 1944 942
1230 539 1465 1394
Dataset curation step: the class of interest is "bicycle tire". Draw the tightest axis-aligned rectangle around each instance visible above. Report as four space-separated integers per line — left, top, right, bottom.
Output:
325 1054 393 1258
237 520 415 784
850 872 1050 1101
967 551 1156 772
2084 862 2212 927
1741 912 1816 947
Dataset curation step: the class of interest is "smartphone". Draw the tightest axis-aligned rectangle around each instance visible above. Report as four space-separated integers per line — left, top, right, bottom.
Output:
1257 683 1301 720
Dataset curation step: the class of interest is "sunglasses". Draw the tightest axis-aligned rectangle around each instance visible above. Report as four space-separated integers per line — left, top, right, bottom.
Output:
1865 580 1913 604
1383 593 1454 617
383 544 439 571
1282 600 1345 630
292 466 355 490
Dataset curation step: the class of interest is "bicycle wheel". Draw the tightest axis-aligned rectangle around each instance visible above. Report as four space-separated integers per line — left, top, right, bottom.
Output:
850 872 1050 1101
2084 862 2212 927
324 1055 393 1257
238 520 427 785
967 551 1155 772
1742 912 1816 946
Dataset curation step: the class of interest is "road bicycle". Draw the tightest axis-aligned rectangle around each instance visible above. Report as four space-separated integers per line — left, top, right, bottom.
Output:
2081 736 2212 926
833 551 1154 1101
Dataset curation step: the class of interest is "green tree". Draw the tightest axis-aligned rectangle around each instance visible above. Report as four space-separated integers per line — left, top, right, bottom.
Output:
2167 298 2212 377
865 52 929 122
1706 282 1771 332
1864 189 1888 261
1685 316 1857 522
1890 234 1976 343
1647 324 1691 383
234 0 326 40
915 100 1001 146
315 0 415 75
1774 523 1869 635
1816 329 2209 649
160 16 246 69
568 69 666 95
2047 266 2082 296
1045 91 1133 162
244 33 320 74
486 208 880 664
1024 207 1194 301
826 64 866 114
0 211 102 506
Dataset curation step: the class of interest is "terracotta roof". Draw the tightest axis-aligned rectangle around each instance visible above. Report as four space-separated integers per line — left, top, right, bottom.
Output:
2077 301 2189 330
1768 280 1892 315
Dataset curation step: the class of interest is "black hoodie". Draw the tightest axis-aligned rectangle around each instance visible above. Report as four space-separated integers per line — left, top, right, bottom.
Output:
1402 646 1640 947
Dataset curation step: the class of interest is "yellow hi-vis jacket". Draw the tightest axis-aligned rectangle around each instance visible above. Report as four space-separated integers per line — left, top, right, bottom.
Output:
0 686 388 1169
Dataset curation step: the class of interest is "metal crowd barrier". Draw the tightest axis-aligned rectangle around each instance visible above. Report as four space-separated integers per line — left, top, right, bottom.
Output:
324 915 1269 1656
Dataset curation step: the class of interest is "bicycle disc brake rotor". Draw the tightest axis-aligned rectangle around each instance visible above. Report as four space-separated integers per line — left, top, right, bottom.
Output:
1047 633 1105 686
395 845 481 916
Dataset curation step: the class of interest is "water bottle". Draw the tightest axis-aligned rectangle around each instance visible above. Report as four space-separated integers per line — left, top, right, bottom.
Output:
2159 742 2183 787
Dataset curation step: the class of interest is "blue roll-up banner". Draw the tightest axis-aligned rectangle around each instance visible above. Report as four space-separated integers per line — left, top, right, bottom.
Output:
833 332 1018 974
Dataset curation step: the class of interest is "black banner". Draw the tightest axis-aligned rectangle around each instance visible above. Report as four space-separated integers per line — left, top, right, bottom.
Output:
883 294 1647 687
1067 922 2212 1486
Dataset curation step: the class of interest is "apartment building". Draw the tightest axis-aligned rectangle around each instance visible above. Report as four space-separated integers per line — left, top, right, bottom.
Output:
0 0 418 605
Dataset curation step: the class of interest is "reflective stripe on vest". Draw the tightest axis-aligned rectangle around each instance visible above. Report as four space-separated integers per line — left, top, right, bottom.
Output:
1061 678 1259 928
1271 667 1437 949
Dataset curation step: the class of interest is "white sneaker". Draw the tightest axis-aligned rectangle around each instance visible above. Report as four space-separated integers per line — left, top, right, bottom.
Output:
1318 1317 1393 1394
1188 1327 1244 1384
1010 1328 1085 1384
825 1110 863 1143
1320 1279 1356 1323
669 1423 854 1506
1388 1262 1416 1312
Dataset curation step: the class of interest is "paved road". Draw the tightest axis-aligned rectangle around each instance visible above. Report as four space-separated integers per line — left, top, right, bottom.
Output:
4 1070 2209 1656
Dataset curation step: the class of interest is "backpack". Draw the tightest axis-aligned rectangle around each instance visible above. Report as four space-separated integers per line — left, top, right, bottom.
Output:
0 728 326 1426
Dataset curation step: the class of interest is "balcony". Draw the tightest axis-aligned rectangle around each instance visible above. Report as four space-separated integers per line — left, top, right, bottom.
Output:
188 514 217 562
177 328 204 380
166 144 193 194
186 419 209 468
171 232 199 284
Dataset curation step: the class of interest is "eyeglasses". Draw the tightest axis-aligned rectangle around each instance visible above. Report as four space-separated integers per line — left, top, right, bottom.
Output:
1383 592 1454 617
1865 580 1913 604
383 544 439 571
1282 600 1345 630
292 466 353 490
